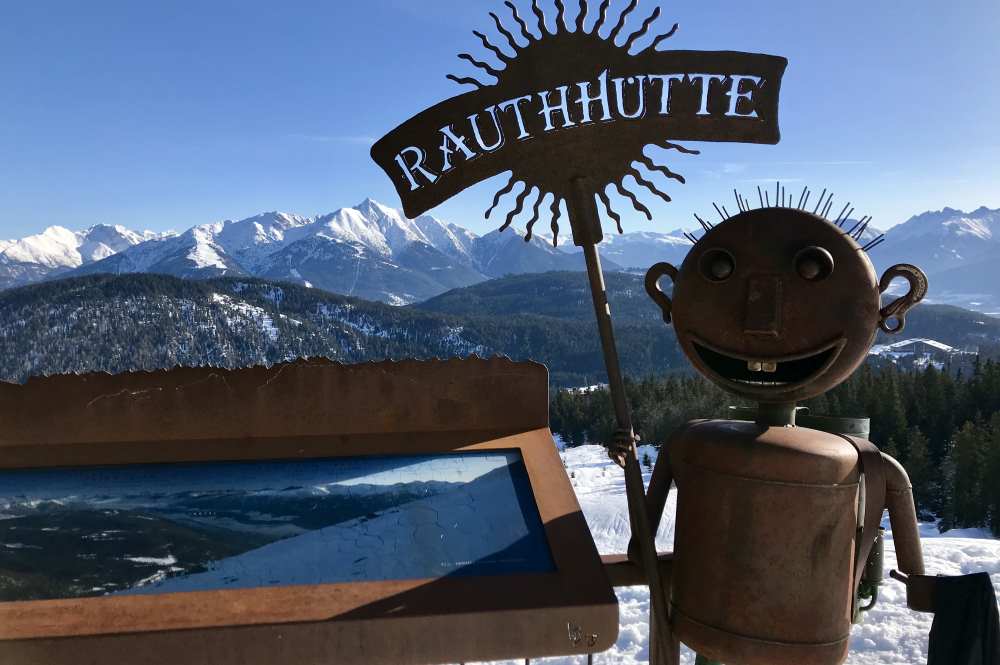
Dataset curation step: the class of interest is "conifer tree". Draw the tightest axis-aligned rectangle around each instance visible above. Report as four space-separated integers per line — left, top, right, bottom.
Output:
950 421 988 528
905 427 933 516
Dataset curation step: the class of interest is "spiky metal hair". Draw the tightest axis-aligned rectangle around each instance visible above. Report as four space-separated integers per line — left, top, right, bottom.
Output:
685 182 886 253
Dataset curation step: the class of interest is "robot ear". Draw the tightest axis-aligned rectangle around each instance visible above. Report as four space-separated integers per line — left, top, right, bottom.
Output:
645 262 678 324
878 264 928 334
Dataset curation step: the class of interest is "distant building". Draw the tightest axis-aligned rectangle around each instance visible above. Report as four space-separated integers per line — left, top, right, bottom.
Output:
566 383 609 395
869 337 976 371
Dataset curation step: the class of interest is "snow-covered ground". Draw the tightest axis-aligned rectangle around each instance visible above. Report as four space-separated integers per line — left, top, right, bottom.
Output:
475 443 1000 665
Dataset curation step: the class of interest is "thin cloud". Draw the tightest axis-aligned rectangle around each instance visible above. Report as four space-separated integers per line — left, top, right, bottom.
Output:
288 133 376 145
737 177 805 184
768 160 874 167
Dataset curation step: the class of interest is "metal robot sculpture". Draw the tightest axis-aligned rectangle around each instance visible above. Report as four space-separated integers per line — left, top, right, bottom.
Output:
641 196 928 665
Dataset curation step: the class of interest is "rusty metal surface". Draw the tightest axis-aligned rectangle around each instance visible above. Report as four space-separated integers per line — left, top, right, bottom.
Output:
0 357 548 453
0 359 619 665
882 454 925 576
600 552 673 588
667 422 860 665
839 435 887 618
891 571 936 613
645 206 929 404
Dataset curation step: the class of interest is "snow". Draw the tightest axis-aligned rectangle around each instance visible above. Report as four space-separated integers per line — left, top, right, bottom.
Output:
413 212 476 260
125 555 178 566
210 293 278 341
472 444 1000 665
0 199 478 305
888 207 999 243
213 211 311 269
0 224 168 270
881 338 957 353
567 383 610 394
1 226 85 267
186 227 230 270
125 452 550 595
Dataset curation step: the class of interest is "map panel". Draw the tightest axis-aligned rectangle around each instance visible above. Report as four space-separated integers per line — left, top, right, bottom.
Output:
0 451 554 601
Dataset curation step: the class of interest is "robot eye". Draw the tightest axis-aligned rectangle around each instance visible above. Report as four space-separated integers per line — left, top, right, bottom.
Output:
699 248 735 282
794 246 835 281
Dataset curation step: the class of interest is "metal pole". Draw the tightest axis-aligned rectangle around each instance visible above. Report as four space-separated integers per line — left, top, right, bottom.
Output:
569 181 675 665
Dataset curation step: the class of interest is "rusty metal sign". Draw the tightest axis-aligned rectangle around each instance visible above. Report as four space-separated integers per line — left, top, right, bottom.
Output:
371 0 787 245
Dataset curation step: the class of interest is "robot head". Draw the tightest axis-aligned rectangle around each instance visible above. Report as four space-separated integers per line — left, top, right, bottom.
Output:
645 205 927 403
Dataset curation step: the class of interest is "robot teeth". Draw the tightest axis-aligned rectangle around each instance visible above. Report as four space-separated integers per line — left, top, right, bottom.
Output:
761 361 777 373
747 360 762 372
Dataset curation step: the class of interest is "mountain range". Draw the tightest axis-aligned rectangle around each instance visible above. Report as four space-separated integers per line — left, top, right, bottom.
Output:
0 200 600 305
2 202 998 311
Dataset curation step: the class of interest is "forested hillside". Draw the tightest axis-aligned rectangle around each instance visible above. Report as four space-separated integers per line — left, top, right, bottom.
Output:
417 271 1000 347
0 274 683 386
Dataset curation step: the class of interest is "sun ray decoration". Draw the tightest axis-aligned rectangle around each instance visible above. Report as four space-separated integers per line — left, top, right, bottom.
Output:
457 52 502 80
686 181 885 253
549 196 563 243
489 11 520 51
597 189 624 234
505 0 535 43
530 0 549 36
594 0 612 34
608 0 639 44
523 189 546 241
484 174 518 219
644 22 679 52
445 73 486 89
615 180 653 220
553 0 567 30
473 29 510 62
628 166 672 204
452 0 701 243
500 183 534 232
623 6 660 51
638 154 685 183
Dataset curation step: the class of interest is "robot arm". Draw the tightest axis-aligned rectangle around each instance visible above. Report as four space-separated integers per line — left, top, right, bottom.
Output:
881 452 925 576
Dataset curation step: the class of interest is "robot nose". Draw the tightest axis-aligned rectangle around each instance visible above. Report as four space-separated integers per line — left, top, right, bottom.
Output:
744 275 782 336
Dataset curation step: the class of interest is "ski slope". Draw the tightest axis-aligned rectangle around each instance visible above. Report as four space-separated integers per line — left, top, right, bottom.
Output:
474 443 1000 665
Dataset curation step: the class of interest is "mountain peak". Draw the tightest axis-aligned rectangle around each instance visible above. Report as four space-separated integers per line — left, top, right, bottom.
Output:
354 198 396 216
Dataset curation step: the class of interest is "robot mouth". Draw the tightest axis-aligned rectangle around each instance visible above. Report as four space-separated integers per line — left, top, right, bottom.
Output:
691 338 845 389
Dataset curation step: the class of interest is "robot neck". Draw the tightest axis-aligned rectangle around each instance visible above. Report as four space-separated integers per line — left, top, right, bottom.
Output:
754 401 798 427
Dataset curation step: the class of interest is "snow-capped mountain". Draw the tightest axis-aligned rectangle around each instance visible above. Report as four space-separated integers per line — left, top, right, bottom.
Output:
0 224 170 289
11 199 604 304
555 229 693 271
871 207 1000 314
5 203 998 309
61 200 492 303
876 206 998 271
472 226 600 277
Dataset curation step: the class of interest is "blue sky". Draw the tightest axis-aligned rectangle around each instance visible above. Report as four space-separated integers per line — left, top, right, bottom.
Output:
1 0 998 239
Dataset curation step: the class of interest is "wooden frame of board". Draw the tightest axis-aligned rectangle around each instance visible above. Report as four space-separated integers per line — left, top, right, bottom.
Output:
0 357 618 665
